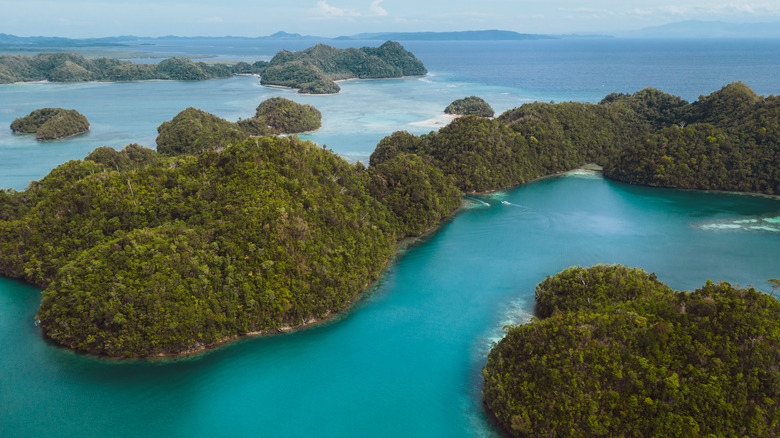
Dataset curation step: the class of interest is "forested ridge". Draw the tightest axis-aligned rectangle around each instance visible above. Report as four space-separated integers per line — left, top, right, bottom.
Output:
0 52 267 83
0 132 458 356
156 97 322 156
375 83 779 194
260 41 427 94
0 82 777 358
483 265 780 437
0 40 425 93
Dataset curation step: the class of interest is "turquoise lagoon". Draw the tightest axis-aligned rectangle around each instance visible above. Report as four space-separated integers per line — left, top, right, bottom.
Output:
1 39 779 437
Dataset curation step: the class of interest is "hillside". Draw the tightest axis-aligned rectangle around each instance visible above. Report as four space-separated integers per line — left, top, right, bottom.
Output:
373 83 779 195
483 265 780 437
260 41 427 94
11 107 89 140
0 129 457 357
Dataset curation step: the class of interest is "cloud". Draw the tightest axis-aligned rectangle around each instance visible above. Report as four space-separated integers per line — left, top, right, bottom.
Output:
369 0 388 17
202 16 224 23
314 1 360 18
312 0 388 19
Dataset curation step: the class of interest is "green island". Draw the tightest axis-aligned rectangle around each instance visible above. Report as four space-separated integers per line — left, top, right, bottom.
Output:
0 107 458 356
156 97 322 156
482 265 780 437
444 96 494 117
0 41 424 94
0 52 266 83
260 41 427 94
10 107 90 140
0 82 777 358
374 82 778 194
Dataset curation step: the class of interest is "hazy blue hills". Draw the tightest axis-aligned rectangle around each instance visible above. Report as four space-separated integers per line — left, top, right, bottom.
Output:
338 30 555 41
0 30 558 50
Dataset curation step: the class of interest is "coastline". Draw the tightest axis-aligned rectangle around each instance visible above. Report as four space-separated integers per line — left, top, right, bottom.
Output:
23 160 779 360
46 197 466 360
410 113 458 128
261 74 427 95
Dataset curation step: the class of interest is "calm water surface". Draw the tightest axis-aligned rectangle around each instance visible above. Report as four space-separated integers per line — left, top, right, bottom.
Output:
1 39 779 437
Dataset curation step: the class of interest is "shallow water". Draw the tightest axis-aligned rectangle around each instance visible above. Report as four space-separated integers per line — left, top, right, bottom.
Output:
1 39 779 437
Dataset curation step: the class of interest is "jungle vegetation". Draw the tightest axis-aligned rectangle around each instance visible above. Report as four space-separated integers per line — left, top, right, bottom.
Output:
483 265 780 437
0 134 458 357
245 97 322 134
11 107 90 140
372 83 779 194
0 42 427 95
444 96 494 117
260 41 427 94
157 97 323 155
0 52 267 83
0 82 777 359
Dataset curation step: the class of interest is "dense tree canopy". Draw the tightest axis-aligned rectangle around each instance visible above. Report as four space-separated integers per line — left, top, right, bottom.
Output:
483 265 780 437
156 108 249 156
260 41 427 94
251 97 322 134
0 52 266 83
1 81 778 359
11 107 90 140
0 129 458 356
158 98 323 156
374 83 779 195
444 96 494 117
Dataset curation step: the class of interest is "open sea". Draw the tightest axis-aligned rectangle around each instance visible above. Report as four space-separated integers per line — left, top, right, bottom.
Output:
1 38 779 437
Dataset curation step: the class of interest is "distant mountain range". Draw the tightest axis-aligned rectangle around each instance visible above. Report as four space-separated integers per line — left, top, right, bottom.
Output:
0 30 566 49
2 23 778 52
337 30 555 41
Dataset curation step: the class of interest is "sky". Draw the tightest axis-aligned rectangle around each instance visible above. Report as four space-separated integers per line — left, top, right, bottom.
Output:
3 0 780 38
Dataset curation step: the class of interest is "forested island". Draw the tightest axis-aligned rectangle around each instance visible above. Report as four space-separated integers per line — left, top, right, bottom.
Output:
0 82 777 358
374 82 778 194
482 265 780 436
11 107 89 140
0 104 457 355
0 41 425 93
444 96 494 117
0 52 266 83
156 97 322 155
260 41 427 94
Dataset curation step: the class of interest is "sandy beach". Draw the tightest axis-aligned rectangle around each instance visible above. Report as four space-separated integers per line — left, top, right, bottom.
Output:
409 113 458 128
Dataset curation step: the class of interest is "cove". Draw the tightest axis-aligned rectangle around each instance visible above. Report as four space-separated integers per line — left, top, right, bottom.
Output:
1 170 778 438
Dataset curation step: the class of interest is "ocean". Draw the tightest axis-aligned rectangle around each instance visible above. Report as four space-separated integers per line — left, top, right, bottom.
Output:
1 38 779 437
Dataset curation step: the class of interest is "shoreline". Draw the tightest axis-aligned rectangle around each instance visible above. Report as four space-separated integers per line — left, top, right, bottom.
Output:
22 162 779 360
50 197 467 361
409 113 458 128
261 74 427 96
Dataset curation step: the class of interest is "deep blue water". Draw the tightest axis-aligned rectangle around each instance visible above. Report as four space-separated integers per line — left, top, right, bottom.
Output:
1 38 779 437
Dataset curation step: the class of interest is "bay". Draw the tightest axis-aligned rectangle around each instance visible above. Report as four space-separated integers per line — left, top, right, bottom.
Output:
1 39 779 437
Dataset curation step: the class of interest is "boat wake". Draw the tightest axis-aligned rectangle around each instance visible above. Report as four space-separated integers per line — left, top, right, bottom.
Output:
464 196 490 207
